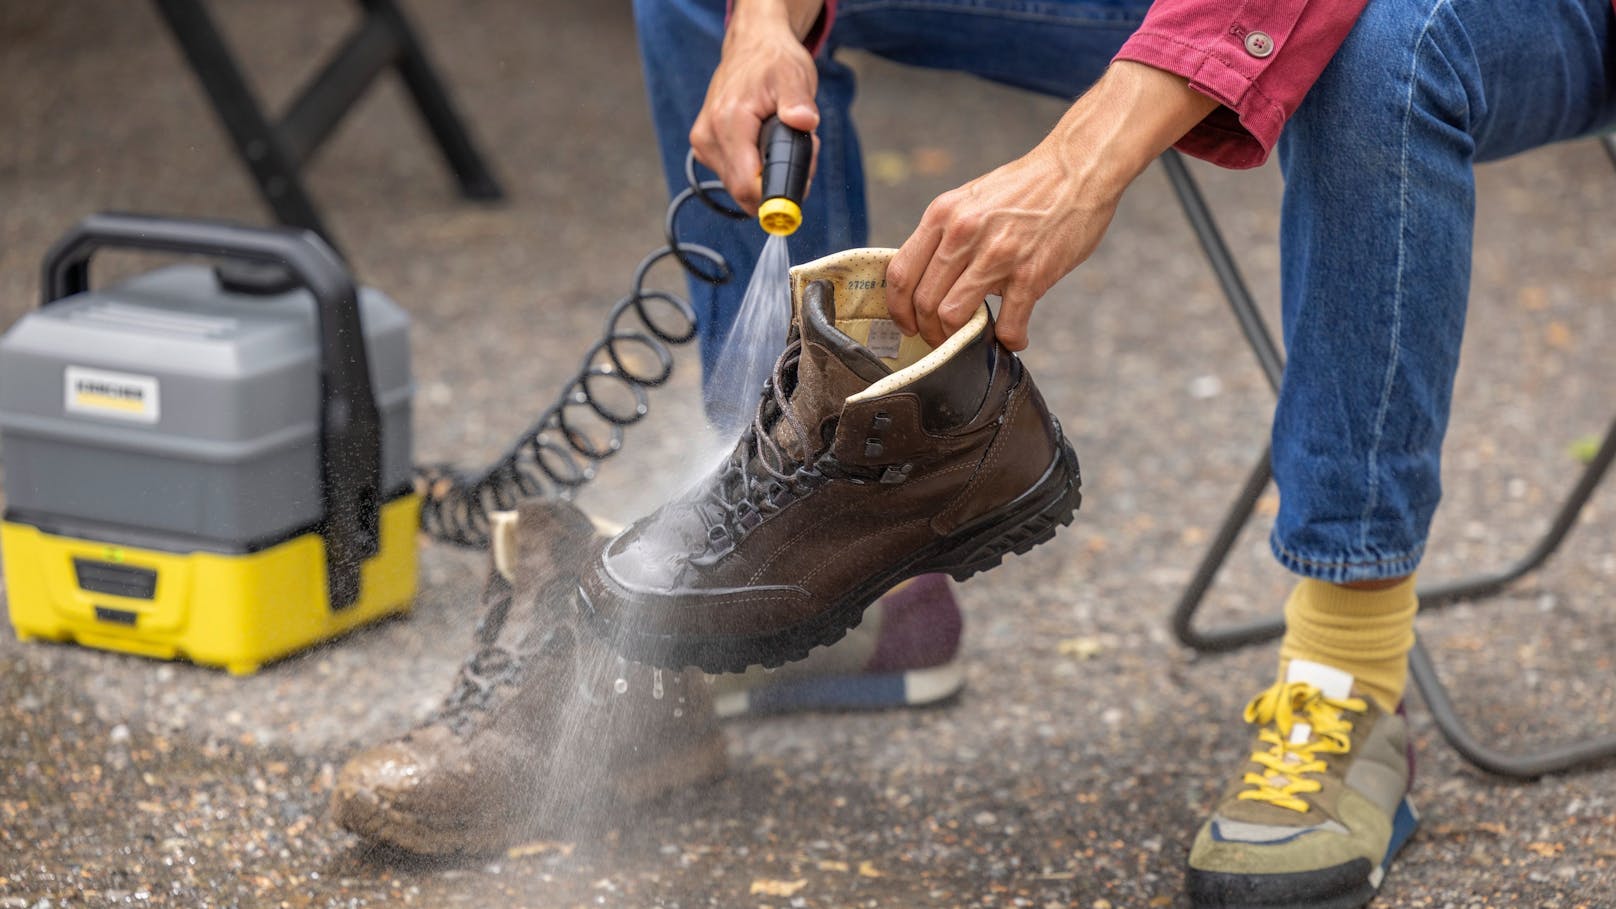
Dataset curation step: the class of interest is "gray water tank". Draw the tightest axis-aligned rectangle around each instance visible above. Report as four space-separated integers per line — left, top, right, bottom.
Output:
0 264 412 551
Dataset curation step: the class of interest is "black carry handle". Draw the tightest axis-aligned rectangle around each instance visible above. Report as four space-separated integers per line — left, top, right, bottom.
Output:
43 212 382 610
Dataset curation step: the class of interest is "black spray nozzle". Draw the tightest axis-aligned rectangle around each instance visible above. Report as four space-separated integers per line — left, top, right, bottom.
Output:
757 114 812 236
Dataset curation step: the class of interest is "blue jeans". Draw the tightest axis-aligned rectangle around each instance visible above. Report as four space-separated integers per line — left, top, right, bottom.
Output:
633 0 1616 583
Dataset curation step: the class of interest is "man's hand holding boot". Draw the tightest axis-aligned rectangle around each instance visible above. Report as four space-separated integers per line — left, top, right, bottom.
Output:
887 60 1219 351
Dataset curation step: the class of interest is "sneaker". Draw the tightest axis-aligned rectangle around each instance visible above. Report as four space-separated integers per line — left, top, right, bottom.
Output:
1186 659 1420 909
578 248 1082 673
331 501 727 855
709 573 965 717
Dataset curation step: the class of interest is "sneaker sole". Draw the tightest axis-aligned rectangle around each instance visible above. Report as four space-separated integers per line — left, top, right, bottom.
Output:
583 435 1081 674
713 659 967 718
1186 796 1419 909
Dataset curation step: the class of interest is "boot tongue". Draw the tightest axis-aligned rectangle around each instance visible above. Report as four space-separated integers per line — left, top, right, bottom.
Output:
771 280 892 460
481 502 598 653
1281 659 1356 745
800 280 895 385
1284 659 1354 700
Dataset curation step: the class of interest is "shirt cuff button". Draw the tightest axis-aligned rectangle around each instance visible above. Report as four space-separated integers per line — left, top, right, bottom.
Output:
1244 30 1275 58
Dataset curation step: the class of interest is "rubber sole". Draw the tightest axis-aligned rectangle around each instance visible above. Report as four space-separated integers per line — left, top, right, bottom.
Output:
582 437 1081 674
1186 797 1419 909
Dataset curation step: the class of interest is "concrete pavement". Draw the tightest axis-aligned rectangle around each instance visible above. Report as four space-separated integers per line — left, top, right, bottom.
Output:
1 1 1613 906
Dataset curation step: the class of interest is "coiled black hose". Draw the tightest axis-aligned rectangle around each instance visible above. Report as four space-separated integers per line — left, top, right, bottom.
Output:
415 152 747 548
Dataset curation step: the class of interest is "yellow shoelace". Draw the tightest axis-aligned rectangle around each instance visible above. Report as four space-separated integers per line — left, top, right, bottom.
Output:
1237 680 1368 813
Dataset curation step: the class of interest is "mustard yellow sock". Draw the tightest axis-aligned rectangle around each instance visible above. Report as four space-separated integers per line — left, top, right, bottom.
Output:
1278 576 1418 712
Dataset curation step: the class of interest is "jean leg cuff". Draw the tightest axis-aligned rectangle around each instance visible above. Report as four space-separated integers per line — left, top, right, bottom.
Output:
1269 531 1425 584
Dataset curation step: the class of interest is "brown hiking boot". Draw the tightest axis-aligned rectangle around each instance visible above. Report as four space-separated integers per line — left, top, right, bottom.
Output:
331 501 726 855
578 248 1081 673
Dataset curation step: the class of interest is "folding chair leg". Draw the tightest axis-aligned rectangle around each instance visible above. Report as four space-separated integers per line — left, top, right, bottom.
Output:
1158 151 1284 392
1421 410 1616 607
1159 148 1288 652
152 0 333 240
1159 146 1616 777
1411 640 1616 777
156 0 503 248
1169 447 1284 652
361 0 503 201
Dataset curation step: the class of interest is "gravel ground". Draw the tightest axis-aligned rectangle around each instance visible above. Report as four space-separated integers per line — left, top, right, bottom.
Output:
2 1 1614 907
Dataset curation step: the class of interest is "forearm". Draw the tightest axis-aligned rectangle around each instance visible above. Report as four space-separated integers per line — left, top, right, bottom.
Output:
728 0 826 42
1045 60 1220 199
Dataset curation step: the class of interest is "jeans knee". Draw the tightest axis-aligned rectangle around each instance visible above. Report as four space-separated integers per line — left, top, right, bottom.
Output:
1284 0 1477 166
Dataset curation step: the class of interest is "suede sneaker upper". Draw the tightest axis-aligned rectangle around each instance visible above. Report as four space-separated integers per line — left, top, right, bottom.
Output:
578 248 1081 673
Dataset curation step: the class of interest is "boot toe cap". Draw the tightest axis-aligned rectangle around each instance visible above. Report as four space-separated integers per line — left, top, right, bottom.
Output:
332 729 489 854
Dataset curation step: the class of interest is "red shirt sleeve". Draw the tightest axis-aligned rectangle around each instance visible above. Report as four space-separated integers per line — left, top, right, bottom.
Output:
805 0 836 55
1113 0 1369 169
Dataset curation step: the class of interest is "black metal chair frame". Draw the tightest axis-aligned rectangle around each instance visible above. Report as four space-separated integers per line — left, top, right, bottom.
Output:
1160 137 1616 779
152 0 503 251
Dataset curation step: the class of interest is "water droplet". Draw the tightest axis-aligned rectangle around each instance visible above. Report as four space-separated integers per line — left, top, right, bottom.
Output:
673 708 684 718
613 678 628 695
652 668 665 700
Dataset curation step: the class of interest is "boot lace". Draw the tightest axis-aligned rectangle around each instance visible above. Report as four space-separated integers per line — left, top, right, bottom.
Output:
436 575 571 734
690 338 830 561
1237 680 1368 813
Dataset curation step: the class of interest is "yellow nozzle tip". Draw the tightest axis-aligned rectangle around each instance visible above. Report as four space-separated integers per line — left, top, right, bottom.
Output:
758 197 802 236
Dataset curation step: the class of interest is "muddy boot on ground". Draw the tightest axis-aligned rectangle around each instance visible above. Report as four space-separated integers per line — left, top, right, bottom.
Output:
332 500 727 855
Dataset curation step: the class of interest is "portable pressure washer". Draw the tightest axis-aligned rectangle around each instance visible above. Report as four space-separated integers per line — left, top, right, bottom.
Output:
0 215 418 674
0 123 811 675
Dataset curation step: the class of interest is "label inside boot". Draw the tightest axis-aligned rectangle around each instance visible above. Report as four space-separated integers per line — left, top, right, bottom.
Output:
865 319 903 359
